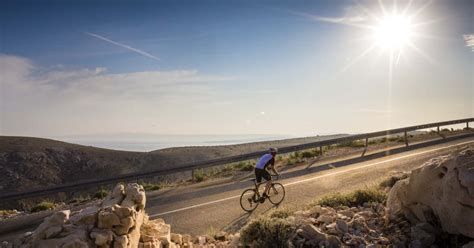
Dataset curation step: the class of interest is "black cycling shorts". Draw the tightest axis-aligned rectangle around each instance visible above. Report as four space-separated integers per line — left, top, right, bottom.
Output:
255 168 271 183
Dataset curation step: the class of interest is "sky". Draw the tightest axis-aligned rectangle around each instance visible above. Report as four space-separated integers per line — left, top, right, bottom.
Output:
1 0 473 138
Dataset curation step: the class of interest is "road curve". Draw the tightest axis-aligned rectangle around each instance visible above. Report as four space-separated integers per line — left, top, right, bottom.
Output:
145 137 474 235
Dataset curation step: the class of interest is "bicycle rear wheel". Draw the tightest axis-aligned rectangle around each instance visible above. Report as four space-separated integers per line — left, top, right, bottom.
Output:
268 183 285 205
240 188 259 212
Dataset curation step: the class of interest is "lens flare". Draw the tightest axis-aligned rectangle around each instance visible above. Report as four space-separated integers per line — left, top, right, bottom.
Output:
374 15 413 49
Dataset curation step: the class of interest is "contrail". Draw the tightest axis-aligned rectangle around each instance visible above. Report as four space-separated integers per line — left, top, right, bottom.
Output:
85 32 160 61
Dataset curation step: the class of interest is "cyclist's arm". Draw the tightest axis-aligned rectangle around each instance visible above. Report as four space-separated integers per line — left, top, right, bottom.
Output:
269 158 279 175
270 166 278 176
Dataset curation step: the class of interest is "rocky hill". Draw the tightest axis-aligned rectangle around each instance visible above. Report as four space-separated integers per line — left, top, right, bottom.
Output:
0 134 346 195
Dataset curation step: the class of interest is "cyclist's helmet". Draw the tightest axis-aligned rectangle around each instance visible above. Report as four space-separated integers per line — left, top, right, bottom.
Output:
269 147 278 154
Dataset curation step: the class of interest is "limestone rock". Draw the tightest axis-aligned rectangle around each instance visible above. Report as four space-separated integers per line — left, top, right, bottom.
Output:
387 147 474 238
13 183 152 248
121 183 146 210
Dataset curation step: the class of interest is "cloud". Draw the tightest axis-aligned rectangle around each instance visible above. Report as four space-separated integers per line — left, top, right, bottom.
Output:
85 32 160 61
0 54 235 136
463 34 474 52
284 4 370 28
1 54 233 98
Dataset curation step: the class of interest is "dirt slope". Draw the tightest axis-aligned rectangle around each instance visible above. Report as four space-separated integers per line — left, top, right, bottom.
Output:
0 134 346 194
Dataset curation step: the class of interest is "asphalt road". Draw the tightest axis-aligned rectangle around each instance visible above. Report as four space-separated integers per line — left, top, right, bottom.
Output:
144 137 474 236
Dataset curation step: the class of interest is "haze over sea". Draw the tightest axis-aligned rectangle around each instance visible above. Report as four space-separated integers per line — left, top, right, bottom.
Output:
54 134 294 152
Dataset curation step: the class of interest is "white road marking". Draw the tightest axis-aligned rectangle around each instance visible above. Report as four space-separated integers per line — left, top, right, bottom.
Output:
150 140 473 217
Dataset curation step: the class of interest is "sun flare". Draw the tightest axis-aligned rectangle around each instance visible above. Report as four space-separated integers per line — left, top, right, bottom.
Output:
374 15 413 49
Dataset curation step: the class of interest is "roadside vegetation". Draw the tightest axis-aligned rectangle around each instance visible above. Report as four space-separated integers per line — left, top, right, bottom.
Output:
30 200 56 213
93 188 109 199
240 183 391 247
315 187 388 208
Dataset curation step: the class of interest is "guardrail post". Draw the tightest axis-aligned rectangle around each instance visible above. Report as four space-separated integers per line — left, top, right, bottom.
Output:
361 137 369 156
319 145 323 156
404 131 409 147
467 122 470 129
191 169 195 182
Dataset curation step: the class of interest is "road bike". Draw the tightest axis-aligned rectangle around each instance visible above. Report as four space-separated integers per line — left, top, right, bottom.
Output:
239 174 285 212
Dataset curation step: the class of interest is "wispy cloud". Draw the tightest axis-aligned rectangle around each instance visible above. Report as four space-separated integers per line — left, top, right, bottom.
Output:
463 34 474 52
282 5 371 29
85 32 160 61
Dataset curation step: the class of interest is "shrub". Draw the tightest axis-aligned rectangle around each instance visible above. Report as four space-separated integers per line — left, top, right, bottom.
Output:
31 201 56 213
338 140 365 148
268 208 294 219
194 169 206 182
240 217 294 248
142 183 161 191
94 188 109 199
388 136 399 142
379 174 409 188
234 161 254 171
317 188 387 208
286 158 303 166
301 149 320 158
396 137 406 143
0 210 17 217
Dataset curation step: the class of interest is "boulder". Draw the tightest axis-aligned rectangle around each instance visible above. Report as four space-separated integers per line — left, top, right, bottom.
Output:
387 147 474 238
13 183 158 248
335 219 348 233
298 224 327 243
121 183 146 210
32 210 70 241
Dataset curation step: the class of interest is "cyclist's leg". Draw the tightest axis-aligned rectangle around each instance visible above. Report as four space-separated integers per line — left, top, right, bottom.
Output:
262 170 272 196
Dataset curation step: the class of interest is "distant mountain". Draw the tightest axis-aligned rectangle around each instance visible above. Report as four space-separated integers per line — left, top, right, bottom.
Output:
0 134 347 194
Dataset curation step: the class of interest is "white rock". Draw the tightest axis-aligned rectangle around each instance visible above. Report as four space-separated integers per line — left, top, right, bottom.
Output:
387 148 474 238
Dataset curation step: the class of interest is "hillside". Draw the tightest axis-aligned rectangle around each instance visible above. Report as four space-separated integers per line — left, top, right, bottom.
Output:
0 134 346 194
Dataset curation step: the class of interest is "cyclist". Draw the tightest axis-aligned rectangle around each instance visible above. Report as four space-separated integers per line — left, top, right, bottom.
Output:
255 147 279 201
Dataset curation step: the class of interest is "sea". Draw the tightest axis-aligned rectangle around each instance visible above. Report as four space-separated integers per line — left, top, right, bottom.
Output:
57 134 293 152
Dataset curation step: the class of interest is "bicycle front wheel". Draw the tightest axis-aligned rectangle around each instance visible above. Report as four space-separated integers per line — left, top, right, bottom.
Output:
268 183 285 205
240 188 259 212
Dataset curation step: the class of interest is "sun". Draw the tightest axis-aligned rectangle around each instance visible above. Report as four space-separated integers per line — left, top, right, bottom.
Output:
374 14 413 50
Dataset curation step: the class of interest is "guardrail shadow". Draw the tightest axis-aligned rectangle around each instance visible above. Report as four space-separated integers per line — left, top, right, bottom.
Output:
147 133 473 207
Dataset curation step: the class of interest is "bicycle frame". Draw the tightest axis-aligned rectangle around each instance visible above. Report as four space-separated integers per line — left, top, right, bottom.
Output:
251 175 279 197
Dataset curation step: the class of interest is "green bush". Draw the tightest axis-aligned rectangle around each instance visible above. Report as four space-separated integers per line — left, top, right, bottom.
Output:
338 140 365 148
194 169 206 182
301 149 320 158
388 136 399 142
142 183 161 191
285 157 304 166
268 208 294 219
234 161 254 171
317 188 387 208
379 174 409 188
94 189 109 199
289 151 301 159
0 210 17 217
31 201 56 213
241 217 294 248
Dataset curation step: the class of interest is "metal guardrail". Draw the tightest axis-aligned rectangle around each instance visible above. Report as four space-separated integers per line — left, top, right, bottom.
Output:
1 117 473 201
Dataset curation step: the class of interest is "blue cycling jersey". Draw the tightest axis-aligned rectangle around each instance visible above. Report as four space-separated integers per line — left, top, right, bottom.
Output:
255 153 274 169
